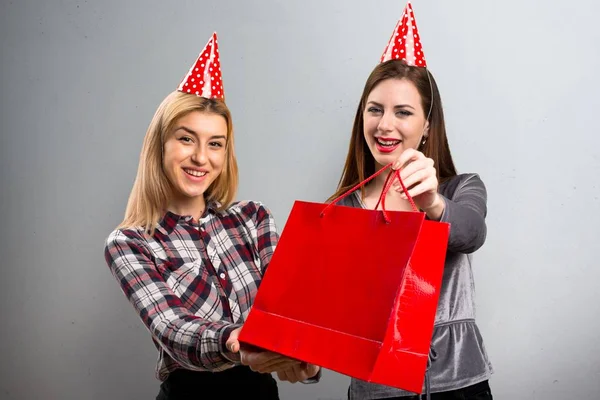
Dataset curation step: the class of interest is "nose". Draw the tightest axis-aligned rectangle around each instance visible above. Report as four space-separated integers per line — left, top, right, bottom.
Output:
191 143 208 164
377 111 394 133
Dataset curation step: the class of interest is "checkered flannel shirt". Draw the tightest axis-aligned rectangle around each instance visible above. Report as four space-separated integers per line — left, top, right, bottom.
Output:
104 200 277 381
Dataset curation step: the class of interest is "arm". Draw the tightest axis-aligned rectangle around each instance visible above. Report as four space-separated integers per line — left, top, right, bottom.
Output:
393 150 486 254
104 230 241 371
436 174 487 254
253 202 279 275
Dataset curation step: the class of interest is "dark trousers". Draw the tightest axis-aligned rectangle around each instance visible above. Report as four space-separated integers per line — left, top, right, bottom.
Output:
382 380 492 400
156 366 279 400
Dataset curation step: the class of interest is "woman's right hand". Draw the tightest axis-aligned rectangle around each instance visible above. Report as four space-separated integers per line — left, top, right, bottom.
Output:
225 326 243 353
226 327 302 373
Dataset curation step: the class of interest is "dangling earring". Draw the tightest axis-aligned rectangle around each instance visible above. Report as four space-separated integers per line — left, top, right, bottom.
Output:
421 137 427 145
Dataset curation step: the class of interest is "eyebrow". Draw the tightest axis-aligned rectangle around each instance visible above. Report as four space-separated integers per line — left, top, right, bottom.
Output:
367 101 415 110
174 126 227 140
174 126 198 137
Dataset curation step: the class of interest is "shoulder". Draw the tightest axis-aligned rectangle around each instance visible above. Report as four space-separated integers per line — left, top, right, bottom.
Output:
333 191 362 208
218 200 275 224
439 173 486 199
105 226 146 246
104 227 151 259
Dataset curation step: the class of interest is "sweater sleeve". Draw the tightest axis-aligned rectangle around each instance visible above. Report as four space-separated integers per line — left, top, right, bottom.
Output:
438 174 488 254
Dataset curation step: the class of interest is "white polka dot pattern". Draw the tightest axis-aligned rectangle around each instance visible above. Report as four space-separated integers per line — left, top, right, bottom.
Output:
177 32 225 100
380 1 427 67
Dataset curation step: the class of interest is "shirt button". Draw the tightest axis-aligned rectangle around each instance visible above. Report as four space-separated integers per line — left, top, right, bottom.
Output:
219 272 226 279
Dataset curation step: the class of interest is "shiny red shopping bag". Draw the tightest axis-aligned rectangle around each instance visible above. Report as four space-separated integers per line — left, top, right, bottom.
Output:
239 165 450 393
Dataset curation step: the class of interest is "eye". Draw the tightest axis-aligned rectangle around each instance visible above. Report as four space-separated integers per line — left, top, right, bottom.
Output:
209 141 224 148
396 110 413 117
367 106 382 114
179 136 194 143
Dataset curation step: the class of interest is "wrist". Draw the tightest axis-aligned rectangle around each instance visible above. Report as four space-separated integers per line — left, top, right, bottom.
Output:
424 194 445 221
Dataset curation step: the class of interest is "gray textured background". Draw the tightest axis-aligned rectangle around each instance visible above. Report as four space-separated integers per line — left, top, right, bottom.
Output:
1 0 599 399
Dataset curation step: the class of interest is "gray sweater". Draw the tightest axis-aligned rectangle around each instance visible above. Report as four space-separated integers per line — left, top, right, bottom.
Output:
338 173 494 399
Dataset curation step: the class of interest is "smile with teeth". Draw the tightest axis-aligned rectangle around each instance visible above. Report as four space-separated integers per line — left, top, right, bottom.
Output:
375 138 402 147
184 168 207 177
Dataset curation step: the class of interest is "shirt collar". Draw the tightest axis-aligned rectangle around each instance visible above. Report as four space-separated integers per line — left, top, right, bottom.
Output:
157 201 221 234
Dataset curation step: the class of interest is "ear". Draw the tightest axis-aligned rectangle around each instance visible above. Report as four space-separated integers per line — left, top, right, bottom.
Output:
423 120 430 138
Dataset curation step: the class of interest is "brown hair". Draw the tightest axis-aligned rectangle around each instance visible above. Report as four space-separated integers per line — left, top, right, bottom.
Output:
119 91 238 233
328 59 457 202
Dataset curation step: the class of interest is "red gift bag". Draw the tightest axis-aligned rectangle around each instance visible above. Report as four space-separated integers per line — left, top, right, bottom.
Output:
239 164 450 393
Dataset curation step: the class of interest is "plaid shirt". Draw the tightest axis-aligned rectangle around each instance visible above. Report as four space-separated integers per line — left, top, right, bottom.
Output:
104 200 278 381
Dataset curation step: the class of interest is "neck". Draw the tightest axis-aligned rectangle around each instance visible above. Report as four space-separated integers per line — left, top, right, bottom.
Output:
365 162 414 212
370 161 392 194
167 195 206 220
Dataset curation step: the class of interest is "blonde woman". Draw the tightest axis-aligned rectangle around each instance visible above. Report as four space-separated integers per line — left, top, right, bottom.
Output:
104 34 319 400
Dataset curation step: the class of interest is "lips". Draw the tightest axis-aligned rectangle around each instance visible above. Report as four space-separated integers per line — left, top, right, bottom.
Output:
183 168 208 180
374 137 402 153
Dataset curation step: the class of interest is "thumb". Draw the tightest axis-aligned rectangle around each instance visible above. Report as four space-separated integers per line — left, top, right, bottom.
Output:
226 327 242 353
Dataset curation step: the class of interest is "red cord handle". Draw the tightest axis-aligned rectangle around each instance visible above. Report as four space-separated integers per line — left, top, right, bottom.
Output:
322 163 418 223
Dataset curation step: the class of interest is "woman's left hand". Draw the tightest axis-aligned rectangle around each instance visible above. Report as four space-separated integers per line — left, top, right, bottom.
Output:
392 148 444 218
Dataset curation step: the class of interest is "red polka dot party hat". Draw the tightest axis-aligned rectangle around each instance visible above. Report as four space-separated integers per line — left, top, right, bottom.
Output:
177 32 224 100
380 1 427 67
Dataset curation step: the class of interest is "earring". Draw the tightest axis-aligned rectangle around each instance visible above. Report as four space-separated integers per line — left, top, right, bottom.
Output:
421 137 427 145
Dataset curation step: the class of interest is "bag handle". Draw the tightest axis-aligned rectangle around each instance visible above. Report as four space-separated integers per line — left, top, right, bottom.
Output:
375 168 418 213
322 163 418 223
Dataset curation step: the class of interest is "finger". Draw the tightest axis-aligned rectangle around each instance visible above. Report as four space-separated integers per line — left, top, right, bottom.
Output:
402 182 430 200
394 165 430 193
398 156 433 181
402 176 438 199
286 368 300 384
255 354 300 370
254 357 302 374
242 352 278 368
393 148 422 170
277 369 290 382
285 367 302 383
306 364 320 379
285 368 299 384
398 168 431 191
281 365 301 384
397 162 427 187
292 364 309 382
240 349 279 366
244 352 301 372
225 327 242 353
227 340 240 353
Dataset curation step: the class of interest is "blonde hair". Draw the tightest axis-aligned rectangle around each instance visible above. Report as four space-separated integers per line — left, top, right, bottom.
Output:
119 91 238 233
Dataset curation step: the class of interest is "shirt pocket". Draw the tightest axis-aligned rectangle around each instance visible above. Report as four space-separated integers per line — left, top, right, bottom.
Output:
225 230 262 275
172 259 224 317
158 258 211 304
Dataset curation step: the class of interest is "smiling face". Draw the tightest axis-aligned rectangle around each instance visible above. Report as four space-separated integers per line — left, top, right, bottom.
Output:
162 110 228 215
363 78 429 168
